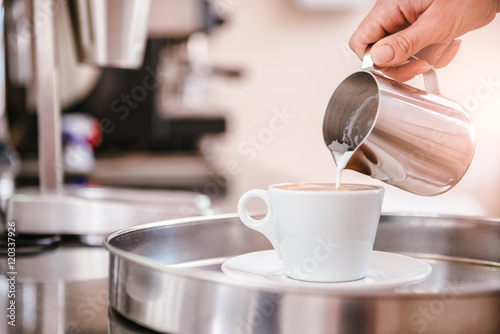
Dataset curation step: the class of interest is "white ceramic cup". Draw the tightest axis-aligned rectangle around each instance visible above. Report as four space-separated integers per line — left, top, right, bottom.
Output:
237 183 384 282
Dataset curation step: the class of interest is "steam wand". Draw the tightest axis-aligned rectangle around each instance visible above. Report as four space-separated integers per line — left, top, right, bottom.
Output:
33 0 63 195
0 0 20 232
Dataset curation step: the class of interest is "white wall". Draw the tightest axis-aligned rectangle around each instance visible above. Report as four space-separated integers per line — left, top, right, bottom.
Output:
205 0 500 216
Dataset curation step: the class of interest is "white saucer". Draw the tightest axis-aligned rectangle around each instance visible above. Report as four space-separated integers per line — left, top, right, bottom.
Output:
221 250 432 291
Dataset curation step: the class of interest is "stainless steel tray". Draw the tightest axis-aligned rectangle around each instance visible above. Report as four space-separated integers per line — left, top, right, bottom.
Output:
104 214 500 334
8 186 212 240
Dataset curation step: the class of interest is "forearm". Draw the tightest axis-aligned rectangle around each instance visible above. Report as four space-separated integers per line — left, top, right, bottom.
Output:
497 0 500 12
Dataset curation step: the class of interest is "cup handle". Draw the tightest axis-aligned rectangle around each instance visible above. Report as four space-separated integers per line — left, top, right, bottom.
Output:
362 48 441 94
237 189 281 258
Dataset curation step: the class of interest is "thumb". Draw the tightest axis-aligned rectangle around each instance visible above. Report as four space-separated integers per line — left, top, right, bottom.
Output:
371 19 445 66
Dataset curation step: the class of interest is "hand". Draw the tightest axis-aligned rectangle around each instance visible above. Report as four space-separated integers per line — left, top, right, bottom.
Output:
349 0 499 81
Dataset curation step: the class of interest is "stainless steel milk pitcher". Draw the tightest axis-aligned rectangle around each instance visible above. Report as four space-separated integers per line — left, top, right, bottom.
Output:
323 52 476 196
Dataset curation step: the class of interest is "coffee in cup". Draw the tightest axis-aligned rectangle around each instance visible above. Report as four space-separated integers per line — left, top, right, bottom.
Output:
274 183 375 191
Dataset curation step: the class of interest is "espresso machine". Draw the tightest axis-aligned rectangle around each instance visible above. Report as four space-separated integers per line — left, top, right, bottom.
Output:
0 0 236 241
0 1 234 333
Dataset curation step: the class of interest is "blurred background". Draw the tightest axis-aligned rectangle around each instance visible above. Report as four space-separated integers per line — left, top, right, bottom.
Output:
7 0 500 217
195 0 500 216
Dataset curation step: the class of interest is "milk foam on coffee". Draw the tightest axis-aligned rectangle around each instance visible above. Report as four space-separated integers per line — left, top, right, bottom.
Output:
275 183 376 191
328 95 377 188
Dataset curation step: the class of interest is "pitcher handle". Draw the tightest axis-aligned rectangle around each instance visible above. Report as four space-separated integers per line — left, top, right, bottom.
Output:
362 49 440 95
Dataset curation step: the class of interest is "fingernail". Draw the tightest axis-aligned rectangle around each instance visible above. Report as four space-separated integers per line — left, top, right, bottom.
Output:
413 65 433 76
433 43 449 58
371 44 395 64
446 39 462 57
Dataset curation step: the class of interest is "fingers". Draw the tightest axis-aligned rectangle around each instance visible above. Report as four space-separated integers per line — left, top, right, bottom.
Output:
349 15 389 61
349 1 447 70
357 7 457 81
372 40 461 82
370 17 446 67
378 59 432 82
349 1 412 61
349 0 493 82
415 41 453 65
415 39 462 68
434 39 462 68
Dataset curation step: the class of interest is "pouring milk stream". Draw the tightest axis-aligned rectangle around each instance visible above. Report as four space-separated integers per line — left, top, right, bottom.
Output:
328 96 377 188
